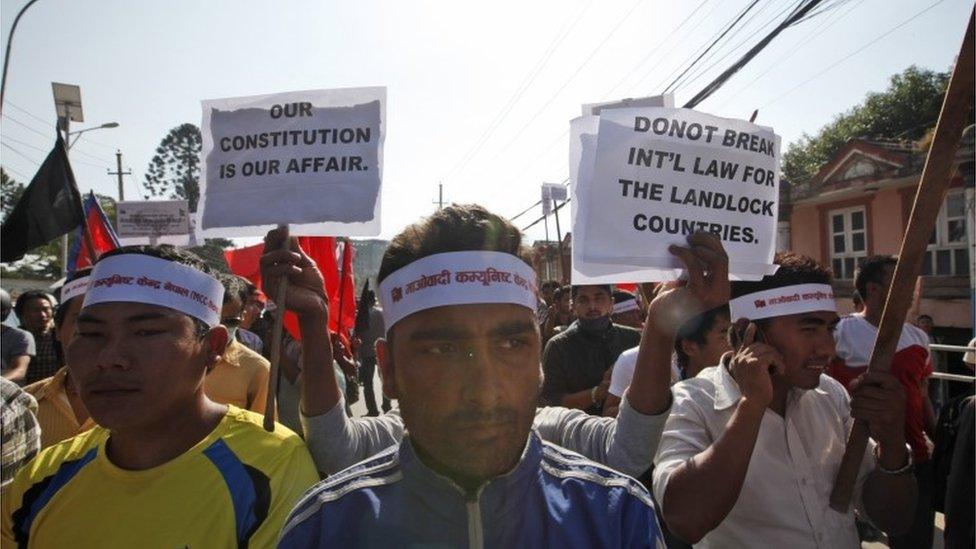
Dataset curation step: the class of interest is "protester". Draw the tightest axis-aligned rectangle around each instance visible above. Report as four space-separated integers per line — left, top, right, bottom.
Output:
235 276 266 353
916 313 946 410
202 273 271 414
1 246 318 547
827 255 935 549
605 305 731 417
540 284 641 414
611 289 644 330
355 289 389 416
23 269 94 449
264 206 729 547
14 290 59 384
0 378 40 496
540 284 573 344
654 252 917 547
1 289 34 384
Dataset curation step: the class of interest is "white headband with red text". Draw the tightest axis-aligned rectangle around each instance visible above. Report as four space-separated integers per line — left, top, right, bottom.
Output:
379 251 538 328
613 298 639 314
729 283 836 321
83 255 224 327
61 275 92 304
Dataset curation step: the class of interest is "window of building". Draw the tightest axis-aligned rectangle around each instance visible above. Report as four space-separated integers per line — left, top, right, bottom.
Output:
829 206 868 280
922 190 970 277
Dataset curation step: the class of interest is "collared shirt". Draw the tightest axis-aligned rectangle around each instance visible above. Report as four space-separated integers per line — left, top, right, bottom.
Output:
541 321 641 414
2 406 318 548
0 378 40 491
653 363 876 549
24 329 59 385
204 339 270 414
23 367 96 450
279 431 665 548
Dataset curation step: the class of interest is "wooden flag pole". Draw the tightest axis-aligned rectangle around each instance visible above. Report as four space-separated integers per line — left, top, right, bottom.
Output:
263 223 290 432
829 9 974 512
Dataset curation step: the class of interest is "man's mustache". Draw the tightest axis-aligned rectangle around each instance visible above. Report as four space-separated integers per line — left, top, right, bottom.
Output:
448 407 518 424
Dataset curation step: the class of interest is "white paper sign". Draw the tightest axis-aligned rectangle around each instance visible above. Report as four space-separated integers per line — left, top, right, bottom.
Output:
198 87 385 237
574 107 780 282
117 200 190 237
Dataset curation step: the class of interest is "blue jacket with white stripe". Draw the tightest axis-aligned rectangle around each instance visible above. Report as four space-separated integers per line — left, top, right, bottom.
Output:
278 431 664 548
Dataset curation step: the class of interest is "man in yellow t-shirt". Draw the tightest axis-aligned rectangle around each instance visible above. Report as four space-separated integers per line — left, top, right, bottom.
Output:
2 246 318 548
24 269 95 450
205 274 271 414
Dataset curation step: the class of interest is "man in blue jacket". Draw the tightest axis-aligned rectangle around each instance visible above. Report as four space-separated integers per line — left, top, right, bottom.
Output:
270 205 724 548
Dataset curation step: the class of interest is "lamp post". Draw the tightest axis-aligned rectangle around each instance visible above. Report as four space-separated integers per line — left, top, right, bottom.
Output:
51 82 118 276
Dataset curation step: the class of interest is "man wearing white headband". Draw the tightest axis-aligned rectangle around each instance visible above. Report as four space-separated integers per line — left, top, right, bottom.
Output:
2 246 318 548
653 253 917 548
272 204 716 547
23 268 95 449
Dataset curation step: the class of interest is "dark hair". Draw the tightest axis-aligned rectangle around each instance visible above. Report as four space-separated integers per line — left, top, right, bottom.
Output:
54 268 92 329
730 252 833 302
541 280 560 294
378 204 528 284
96 245 215 338
612 289 637 304
554 285 571 301
674 305 730 370
571 284 612 299
14 290 54 320
218 273 246 306
854 255 897 299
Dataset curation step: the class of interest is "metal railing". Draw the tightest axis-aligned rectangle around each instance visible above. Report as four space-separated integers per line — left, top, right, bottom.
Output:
929 343 975 384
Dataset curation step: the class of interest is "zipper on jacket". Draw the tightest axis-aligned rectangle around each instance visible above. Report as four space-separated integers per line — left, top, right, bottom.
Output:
466 489 485 549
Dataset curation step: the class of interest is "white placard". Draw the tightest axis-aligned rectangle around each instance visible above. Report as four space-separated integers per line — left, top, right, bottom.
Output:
198 87 385 237
576 107 780 282
117 200 189 238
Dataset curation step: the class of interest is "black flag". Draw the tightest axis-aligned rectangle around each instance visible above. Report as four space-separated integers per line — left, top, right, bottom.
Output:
1 133 84 263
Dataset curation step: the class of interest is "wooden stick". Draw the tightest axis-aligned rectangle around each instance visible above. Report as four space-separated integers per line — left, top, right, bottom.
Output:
829 9 974 511
263 224 290 432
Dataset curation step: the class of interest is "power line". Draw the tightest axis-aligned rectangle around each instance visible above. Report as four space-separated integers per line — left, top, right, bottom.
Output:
600 0 713 100
709 0 866 110
759 0 947 109
489 0 647 161
441 1 592 184
523 198 571 231
1 165 31 181
2 106 116 163
1 142 41 166
662 0 765 94
509 200 543 221
669 0 806 96
682 0 827 108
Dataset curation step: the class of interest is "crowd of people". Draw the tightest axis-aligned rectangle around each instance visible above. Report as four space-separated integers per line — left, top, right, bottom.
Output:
0 203 972 548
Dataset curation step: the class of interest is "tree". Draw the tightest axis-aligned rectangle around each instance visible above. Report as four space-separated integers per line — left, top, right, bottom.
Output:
144 123 203 211
1 168 26 221
782 66 951 183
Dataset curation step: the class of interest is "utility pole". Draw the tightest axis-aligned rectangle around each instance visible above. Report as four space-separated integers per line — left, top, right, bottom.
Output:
432 182 447 210
107 149 131 200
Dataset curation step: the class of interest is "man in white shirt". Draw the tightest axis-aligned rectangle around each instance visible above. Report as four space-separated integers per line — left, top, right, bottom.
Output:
653 252 917 548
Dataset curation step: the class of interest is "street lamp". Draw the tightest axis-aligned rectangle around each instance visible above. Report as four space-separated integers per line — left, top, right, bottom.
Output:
68 121 120 149
51 82 119 276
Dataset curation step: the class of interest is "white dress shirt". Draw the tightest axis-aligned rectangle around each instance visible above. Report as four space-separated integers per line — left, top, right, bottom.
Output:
653 363 876 549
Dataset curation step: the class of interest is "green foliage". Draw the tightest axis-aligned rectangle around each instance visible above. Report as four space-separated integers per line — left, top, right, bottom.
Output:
1 168 26 221
782 66 950 182
144 123 202 211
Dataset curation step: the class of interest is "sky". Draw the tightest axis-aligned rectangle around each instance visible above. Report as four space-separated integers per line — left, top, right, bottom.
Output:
0 0 971 246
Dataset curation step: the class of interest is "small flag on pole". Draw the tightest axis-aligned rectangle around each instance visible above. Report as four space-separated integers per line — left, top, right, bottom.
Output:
67 191 120 275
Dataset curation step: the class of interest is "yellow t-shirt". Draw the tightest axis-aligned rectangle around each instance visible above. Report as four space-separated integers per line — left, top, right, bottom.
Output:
1 406 318 548
23 367 96 450
205 340 271 414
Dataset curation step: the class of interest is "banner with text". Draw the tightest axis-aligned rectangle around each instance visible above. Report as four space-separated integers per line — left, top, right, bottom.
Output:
576 107 780 281
198 87 385 237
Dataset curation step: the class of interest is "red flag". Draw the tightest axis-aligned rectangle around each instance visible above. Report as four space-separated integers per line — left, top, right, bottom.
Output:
224 236 355 340
68 191 120 274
